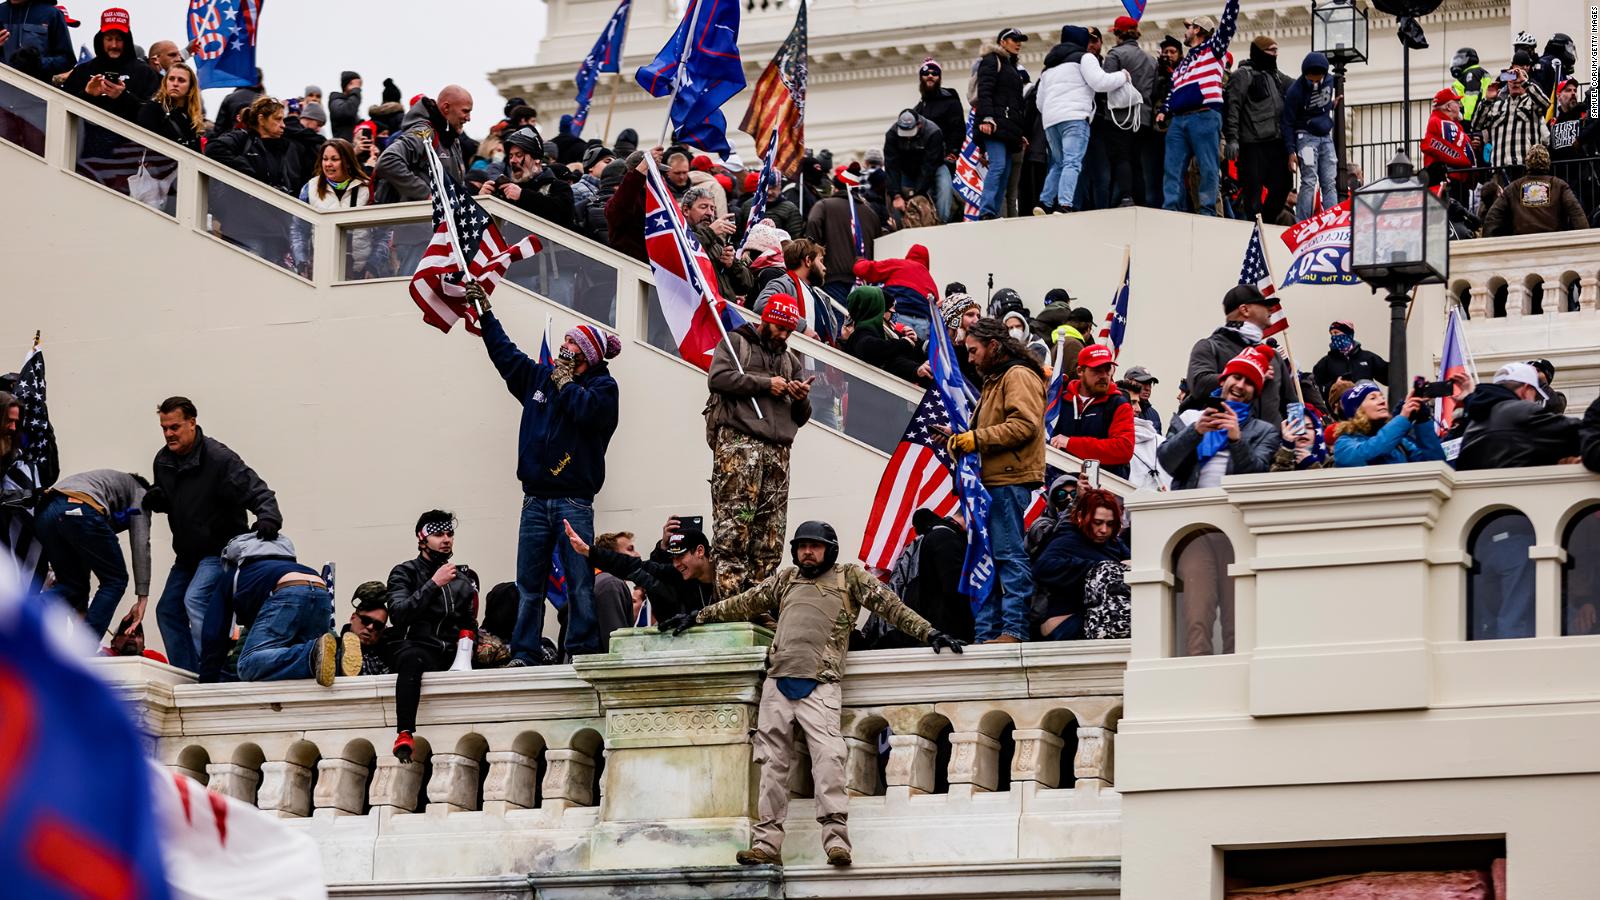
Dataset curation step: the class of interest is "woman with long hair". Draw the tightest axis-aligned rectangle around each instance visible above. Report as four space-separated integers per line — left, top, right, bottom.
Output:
207 96 295 192
293 139 372 275
1033 486 1131 640
1331 382 1446 467
136 62 203 152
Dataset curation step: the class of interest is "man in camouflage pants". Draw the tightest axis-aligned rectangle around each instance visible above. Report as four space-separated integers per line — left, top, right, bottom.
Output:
705 294 813 599
660 521 966 867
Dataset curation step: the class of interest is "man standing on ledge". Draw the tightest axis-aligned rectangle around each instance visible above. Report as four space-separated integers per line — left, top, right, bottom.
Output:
705 294 813 600
467 281 620 665
659 521 966 867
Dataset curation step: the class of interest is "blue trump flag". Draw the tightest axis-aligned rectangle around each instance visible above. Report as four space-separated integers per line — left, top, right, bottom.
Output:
927 319 996 605
573 0 632 135
187 0 263 90
538 328 571 610
635 0 746 156
0 585 170 899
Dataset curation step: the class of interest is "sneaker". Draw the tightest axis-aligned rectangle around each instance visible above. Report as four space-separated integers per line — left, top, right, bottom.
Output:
393 730 415 764
981 634 1023 645
826 846 853 866
311 633 337 686
1032 205 1049 216
736 847 782 866
338 631 363 677
505 658 529 668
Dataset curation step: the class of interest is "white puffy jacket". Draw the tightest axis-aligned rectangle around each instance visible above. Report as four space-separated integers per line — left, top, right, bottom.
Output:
1036 53 1129 129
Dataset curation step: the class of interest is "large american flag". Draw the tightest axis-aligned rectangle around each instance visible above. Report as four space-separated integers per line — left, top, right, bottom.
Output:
1239 221 1287 338
409 149 539 334
738 0 807 176
858 386 961 572
953 112 986 221
2 346 58 588
1099 254 1132 357
75 125 179 199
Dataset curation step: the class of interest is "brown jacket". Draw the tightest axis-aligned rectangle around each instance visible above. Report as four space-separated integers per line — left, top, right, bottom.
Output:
1483 174 1589 237
972 358 1046 487
705 324 812 446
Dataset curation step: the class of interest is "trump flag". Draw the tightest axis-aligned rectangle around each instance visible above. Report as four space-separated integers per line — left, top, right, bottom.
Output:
186 0 262 90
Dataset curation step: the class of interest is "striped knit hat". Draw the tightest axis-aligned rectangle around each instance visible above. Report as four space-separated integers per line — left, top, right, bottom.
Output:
566 324 622 366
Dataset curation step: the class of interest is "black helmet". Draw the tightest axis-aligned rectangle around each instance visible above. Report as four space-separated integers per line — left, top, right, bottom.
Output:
790 521 839 574
988 287 1025 319
504 126 544 159
1449 47 1478 79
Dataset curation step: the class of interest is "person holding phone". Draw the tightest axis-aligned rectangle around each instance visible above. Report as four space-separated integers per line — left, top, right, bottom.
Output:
1329 382 1448 468
62 9 158 122
1475 65 1550 181
1158 345 1280 490
705 295 813 600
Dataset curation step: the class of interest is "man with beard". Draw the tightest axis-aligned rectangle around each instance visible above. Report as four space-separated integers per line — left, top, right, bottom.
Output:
912 58 964 221
755 238 833 341
685 184 753 304
1050 345 1136 478
375 85 473 203
61 8 158 122
658 520 965 867
704 295 813 600
1549 78 1599 208
482 126 575 231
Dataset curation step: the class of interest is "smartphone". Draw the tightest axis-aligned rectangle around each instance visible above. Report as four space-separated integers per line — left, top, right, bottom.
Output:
1201 397 1227 412
1413 379 1454 399
1082 460 1102 490
1498 70 1519 82
1286 401 1306 435
675 515 704 534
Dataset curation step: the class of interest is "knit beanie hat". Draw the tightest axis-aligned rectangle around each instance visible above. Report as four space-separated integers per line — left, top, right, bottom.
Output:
1329 320 1355 337
1222 345 1275 393
763 294 803 329
566 323 622 366
919 57 942 76
941 292 978 329
1340 382 1382 419
742 221 789 259
341 71 361 90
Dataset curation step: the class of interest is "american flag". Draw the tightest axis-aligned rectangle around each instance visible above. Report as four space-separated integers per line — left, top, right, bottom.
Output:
1239 221 1287 338
2 345 58 589
858 386 961 572
409 146 539 334
953 112 986 221
738 0 807 176
536 327 572 608
1099 254 1132 357
845 184 866 256
75 126 179 199
737 129 780 252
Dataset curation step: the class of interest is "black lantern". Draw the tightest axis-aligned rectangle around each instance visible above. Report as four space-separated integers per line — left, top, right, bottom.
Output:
1351 151 1448 404
1311 0 1368 64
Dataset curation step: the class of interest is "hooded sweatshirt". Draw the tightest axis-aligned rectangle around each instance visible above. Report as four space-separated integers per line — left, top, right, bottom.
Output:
1455 383 1579 470
374 97 465 203
62 22 160 122
0 0 73 76
1281 52 1336 151
1224 40 1291 145
853 244 938 324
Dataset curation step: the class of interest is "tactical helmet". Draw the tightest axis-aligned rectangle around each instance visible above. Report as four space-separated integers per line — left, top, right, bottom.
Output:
1450 47 1478 79
790 520 840 572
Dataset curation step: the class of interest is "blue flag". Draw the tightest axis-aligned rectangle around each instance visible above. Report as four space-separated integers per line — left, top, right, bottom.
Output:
928 320 996 604
538 329 571 611
573 0 631 135
1121 0 1147 19
635 0 746 156
1100 255 1131 357
0 587 170 899
76 45 91 64
186 0 263 90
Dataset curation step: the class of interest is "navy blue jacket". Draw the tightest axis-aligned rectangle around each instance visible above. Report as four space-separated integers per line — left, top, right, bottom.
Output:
1282 53 1336 152
480 313 620 500
0 0 74 77
1034 523 1129 621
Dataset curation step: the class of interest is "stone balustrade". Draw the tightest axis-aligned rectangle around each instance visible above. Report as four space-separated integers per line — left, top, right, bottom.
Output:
1450 230 1600 321
99 624 1126 896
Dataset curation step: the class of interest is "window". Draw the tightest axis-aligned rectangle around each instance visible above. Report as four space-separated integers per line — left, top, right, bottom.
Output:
1172 529 1234 657
1563 507 1600 636
1467 511 1535 640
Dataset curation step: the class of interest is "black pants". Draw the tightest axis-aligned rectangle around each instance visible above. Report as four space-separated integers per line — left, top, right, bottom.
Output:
392 641 450 734
1238 140 1291 222
1103 124 1142 206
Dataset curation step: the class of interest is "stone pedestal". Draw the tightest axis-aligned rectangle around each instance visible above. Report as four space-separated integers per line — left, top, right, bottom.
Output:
257 760 313 817
572 624 772 869
1011 729 1065 789
885 734 937 796
482 749 538 814
948 731 1001 792
205 762 261 805
425 752 482 813
313 757 371 816
1073 727 1114 789
369 758 423 813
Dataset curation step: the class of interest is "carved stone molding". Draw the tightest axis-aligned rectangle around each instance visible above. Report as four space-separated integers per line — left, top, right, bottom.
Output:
606 704 752 746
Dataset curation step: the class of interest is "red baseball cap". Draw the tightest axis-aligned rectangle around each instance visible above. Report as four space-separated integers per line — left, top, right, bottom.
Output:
57 5 80 27
1078 344 1116 369
99 7 130 34
1432 87 1461 106
1112 15 1139 32
762 294 803 330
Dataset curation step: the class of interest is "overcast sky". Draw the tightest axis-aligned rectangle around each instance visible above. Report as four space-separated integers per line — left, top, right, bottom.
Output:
78 0 549 132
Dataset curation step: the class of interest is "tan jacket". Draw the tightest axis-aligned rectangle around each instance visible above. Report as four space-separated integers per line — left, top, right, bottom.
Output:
694 563 933 683
705 324 812 446
972 358 1046 487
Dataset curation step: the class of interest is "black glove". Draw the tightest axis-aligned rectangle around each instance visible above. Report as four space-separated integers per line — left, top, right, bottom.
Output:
141 486 168 513
658 612 698 635
254 520 280 542
929 630 966 654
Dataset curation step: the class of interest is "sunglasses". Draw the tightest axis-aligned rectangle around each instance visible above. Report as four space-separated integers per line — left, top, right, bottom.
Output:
356 613 386 629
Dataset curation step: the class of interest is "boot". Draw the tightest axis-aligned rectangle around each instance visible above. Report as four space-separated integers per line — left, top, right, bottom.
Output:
311 633 337 687
826 846 853 866
338 631 363 677
393 730 415 764
735 847 782 866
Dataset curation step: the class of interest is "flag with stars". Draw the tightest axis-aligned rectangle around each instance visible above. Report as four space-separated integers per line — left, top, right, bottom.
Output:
408 150 539 334
857 385 962 573
1099 254 1132 357
953 112 986 221
1239 220 1287 338
186 0 263 90
1 346 57 589
737 129 781 253
641 160 742 371
573 0 632 135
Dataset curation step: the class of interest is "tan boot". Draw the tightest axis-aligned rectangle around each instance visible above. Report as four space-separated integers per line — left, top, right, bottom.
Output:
736 847 782 866
826 846 853 866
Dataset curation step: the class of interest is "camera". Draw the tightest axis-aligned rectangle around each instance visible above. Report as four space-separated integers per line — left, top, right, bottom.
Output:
1413 376 1454 399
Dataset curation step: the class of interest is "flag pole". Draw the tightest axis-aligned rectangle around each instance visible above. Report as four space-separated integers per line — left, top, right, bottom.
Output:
602 73 621 144
659 0 708 149
1253 214 1303 405
427 142 473 288
32 330 40 350
1106 244 1131 357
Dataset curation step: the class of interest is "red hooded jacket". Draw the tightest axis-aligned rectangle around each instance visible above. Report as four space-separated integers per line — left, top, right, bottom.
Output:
853 244 938 320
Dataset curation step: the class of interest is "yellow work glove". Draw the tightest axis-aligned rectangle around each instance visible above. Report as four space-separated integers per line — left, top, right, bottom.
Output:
947 431 977 456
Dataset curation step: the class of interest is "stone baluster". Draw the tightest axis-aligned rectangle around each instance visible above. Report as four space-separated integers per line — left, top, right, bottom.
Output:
1010 729 1065 789
1468 285 1490 319
424 753 482 814
368 758 423 814
257 760 314 817
481 750 539 815
205 762 261 805
1579 275 1599 311
884 733 937 797
541 748 596 811
313 757 372 817
169 761 208 786
843 735 882 797
1073 726 1115 789
946 731 1000 795
1505 280 1529 318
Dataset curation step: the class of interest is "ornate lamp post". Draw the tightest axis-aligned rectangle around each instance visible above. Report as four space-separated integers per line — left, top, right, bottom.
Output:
1311 0 1368 196
1350 151 1449 404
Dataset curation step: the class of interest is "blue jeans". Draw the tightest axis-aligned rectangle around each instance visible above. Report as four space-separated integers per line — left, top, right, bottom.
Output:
1042 120 1091 209
1163 110 1222 215
1295 132 1338 220
1472 525 1535 640
512 495 597 662
237 585 334 682
155 556 227 673
978 137 1013 217
894 307 932 342
33 494 128 639
976 485 1035 641
930 166 955 223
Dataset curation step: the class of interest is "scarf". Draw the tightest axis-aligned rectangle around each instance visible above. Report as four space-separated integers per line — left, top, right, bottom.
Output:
1196 391 1253 465
1236 321 1264 343
1297 407 1329 468
1330 333 1355 356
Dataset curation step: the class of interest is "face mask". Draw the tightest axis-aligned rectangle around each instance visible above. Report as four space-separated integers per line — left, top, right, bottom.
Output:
1330 333 1355 354
1237 321 1264 343
558 346 577 362
1009 326 1027 342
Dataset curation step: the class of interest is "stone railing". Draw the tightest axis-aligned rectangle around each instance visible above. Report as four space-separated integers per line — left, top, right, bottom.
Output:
1450 230 1600 320
100 625 1126 896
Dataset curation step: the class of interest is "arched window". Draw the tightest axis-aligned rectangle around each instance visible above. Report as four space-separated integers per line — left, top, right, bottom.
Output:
1563 506 1600 636
1172 529 1235 657
1467 511 1536 640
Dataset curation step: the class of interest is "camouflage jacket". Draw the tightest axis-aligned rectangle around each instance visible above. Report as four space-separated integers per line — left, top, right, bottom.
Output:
693 563 934 682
